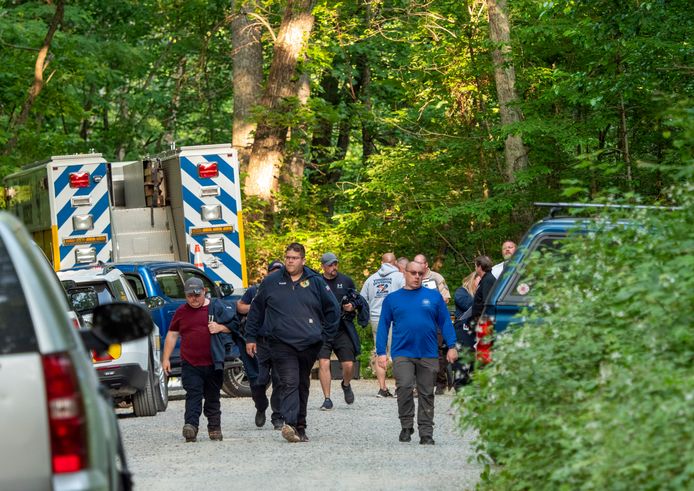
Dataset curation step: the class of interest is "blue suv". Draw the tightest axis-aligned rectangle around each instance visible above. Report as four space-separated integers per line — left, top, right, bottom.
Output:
107 261 251 397
480 202 647 339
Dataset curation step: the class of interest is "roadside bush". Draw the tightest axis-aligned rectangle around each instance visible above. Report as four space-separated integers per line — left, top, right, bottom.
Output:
457 186 694 490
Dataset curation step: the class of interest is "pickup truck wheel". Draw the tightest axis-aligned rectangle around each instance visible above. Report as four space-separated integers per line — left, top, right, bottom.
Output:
132 360 158 417
222 363 252 398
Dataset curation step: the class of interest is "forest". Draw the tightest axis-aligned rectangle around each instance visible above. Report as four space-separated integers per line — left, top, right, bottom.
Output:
2 2 693 488
1 0 692 283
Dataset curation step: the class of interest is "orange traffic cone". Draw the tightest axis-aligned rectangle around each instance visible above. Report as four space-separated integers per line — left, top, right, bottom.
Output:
193 244 204 269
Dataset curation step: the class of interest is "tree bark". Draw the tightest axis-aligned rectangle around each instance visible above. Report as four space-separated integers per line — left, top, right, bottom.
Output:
282 71 311 189
231 0 264 172
244 0 317 202
359 0 376 163
3 0 65 155
486 0 528 181
162 57 187 149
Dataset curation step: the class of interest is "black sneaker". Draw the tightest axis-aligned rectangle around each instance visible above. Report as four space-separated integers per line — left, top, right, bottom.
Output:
341 381 355 404
271 419 284 430
255 410 266 428
420 436 435 445
377 388 394 398
399 427 414 442
281 424 301 443
182 424 198 443
320 398 334 410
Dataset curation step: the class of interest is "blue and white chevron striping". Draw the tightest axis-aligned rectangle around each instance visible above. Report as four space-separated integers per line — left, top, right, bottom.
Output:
180 152 243 288
52 161 112 269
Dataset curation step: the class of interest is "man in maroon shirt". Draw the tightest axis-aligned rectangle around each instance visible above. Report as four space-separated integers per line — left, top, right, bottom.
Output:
162 277 232 442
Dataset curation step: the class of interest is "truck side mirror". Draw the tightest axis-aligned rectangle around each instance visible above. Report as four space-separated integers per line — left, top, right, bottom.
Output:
219 283 234 297
80 303 154 353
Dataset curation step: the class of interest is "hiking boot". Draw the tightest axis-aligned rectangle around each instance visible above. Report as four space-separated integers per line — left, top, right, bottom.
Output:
208 426 223 441
420 436 435 445
297 429 309 443
377 388 394 398
320 397 333 410
399 427 414 442
341 381 355 405
272 419 284 430
255 410 266 428
281 424 301 443
182 424 198 442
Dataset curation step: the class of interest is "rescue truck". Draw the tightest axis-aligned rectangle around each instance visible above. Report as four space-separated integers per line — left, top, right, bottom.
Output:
2 144 248 290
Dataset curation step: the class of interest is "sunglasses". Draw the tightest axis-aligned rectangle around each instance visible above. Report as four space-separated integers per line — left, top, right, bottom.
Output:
406 271 425 277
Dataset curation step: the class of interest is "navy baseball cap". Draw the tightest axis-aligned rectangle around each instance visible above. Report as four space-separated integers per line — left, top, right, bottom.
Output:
184 277 204 295
268 260 283 272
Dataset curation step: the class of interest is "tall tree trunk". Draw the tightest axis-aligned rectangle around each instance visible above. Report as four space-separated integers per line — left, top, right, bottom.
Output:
231 1 264 172
359 0 376 163
3 0 65 155
162 57 187 149
486 0 528 181
282 72 311 189
244 0 317 203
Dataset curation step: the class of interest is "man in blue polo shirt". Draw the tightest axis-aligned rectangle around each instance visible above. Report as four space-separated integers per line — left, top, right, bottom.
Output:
376 260 458 445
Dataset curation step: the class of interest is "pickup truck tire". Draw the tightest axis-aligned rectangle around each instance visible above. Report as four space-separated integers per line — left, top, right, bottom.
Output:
133 359 158 417
222 361 252 398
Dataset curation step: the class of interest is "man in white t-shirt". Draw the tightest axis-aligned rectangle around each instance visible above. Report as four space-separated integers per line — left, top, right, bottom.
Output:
491 240 517 279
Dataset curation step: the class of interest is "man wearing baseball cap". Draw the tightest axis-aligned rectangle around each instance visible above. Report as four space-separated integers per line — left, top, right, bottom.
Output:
237 260 284 429
162 277 238 442
317 252 367 410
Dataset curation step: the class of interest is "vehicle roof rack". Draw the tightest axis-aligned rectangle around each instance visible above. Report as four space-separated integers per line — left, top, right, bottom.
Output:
533 202 682 218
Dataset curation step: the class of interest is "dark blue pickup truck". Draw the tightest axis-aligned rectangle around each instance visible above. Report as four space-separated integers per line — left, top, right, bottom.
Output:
109 261 251 397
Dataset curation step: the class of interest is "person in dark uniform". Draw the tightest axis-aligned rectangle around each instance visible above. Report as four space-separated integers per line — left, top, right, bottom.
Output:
245 243 340 443
317 252 368 410
237 260 284 429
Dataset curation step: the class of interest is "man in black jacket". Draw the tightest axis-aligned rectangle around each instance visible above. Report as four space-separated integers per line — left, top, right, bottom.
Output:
245 243 340 443
471 255 495 321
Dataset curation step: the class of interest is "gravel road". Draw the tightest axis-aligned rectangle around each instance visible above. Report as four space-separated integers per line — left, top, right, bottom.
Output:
119 379 482 490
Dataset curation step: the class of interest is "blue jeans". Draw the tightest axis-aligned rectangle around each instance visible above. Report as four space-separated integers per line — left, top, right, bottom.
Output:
270 340 321 431
181 361 223 429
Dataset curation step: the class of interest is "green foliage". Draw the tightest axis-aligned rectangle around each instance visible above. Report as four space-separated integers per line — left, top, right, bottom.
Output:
457 157 694 488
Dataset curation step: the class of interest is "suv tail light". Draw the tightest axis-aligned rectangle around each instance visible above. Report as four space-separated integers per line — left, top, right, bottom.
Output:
42 353 87 473
69 172 90 188
476 315 495 364
197 162 218 178
92 351 115 362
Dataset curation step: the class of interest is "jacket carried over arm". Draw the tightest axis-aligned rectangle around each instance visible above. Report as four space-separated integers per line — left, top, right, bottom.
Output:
209 299 241 371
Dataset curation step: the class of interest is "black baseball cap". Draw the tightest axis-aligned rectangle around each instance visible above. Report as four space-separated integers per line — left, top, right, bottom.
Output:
268 260 283 272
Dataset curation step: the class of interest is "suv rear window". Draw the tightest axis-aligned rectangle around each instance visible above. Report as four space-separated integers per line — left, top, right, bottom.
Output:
0 239 37 354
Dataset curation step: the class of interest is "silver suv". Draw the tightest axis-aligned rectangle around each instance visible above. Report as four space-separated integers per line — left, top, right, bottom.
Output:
0 211 152 490
58 267 168 417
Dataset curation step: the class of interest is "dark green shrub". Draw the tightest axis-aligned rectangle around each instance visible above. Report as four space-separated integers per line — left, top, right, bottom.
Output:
457 187 694 490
